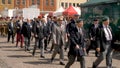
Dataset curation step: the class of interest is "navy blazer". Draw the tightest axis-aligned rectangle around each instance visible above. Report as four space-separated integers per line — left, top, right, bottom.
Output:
8 22 15 34
89 24 99 40
68 25 86 56
33 21 45 39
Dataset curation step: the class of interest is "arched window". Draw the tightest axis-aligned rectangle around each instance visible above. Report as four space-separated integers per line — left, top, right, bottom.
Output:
2 0 5 4
8 0 11 4
50 0 54 6
37 0 40 5
46 0 49 6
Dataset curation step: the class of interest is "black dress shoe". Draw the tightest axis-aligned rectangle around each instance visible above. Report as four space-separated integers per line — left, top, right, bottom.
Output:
12 41 14 44
44 49 48 51
50 58 54 63
64 48 67 51
60 62 65 65
21 46 23 48
92 63 96 68
16 45 18 47
27 49 30 51
40 55 45 58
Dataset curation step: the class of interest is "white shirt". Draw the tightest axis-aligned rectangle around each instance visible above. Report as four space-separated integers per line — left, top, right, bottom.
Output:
94 24 98 28
103 24 112 41
77 26 83 35
11 22 13 27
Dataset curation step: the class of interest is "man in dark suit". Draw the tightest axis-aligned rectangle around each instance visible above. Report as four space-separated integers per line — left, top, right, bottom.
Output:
87 18 100 57
15 18 24 48
7 19 15 43
21 19 31 51
32 18 45 58
43 18 51 51
64 14 80 51
65 19 86 68
49 16 58 52
92 17 113 68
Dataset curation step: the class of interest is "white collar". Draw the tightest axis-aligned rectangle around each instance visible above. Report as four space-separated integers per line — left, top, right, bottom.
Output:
103 24 109 28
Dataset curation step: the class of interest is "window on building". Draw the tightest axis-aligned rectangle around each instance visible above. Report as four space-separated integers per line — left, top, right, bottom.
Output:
22 0 26 5
32 0 35 5
50 0 54 6
77 3 79 7
65 3 68 8
16 0 20 5
8 0 12 4
61 2 64 7
73 3 75 7
2 0 5 4
46 0 49 6
37 0 40 5
69 3 72 6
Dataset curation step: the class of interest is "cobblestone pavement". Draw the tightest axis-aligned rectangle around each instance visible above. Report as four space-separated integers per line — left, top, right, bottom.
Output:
0 36 120 68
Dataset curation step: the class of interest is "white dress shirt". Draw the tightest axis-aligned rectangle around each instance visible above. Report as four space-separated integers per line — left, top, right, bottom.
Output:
77 26 83 35
11 22 13 28
103 24 112 41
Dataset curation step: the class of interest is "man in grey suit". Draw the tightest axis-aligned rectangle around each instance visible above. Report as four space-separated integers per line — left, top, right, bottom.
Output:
50 17 66 65
92 17 114 68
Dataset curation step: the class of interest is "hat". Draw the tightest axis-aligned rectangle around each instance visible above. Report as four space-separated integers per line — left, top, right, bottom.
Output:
74 14 79 16
102 16 109 21
57 17 63 21
38 16 42 19
76 19 83 23
93 18 98 21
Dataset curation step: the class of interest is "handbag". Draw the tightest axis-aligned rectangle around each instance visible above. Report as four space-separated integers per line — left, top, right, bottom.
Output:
75 47 85 57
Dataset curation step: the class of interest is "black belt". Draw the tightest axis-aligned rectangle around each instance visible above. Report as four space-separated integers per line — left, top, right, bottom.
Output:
106 40 111 45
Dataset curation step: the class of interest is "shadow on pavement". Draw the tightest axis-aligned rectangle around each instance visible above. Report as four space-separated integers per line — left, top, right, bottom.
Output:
0 41 8 44
24 60 50 65
2 48 25 51
24 61 41 65
40 58 68 62
87 67 116 68
0 45 16 48
7 55 32 58
24 60 64 66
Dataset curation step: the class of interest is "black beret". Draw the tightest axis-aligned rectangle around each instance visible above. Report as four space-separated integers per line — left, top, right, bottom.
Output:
74 14 80 16
93 18 98 21
76 19 83 23
102 16 109 21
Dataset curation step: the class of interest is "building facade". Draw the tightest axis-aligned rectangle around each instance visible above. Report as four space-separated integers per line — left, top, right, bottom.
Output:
56 0 87 9
0 0 87 13
0 0 14 11
14 0 57 13
14 0 29 9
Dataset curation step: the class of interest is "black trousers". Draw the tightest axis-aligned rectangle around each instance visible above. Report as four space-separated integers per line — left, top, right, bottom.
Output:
8 32 14 43
65 55 85 68
44 37 48 50
24 37 30 50
86 40 99 56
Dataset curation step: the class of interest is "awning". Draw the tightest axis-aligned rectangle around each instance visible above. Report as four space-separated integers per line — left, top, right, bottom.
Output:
80 0 118 7
53 7 65 16
63 6 78 16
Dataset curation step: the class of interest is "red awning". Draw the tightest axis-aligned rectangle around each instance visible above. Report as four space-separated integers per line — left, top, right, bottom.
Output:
63 6 78 16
